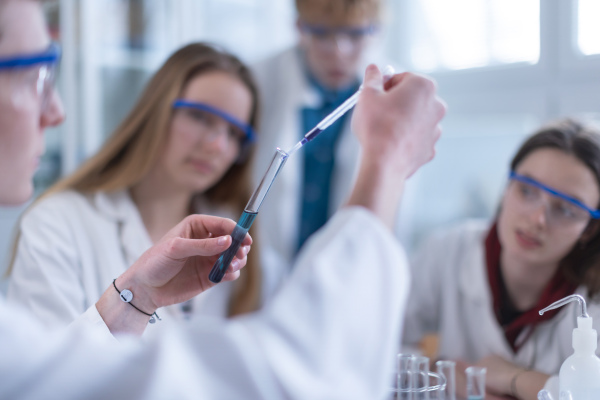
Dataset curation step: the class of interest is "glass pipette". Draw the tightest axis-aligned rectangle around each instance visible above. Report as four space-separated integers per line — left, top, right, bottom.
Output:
208 65 395 283
287 65 395 156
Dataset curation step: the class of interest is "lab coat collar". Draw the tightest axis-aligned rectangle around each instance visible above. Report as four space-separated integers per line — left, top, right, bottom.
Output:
458 227 490 303
291 47 321 109
92 190 153 265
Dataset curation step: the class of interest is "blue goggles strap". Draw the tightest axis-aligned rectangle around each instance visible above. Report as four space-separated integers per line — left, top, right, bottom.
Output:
299 22 378 36
509 171 600 219
0 42 61 69
172 100 255 143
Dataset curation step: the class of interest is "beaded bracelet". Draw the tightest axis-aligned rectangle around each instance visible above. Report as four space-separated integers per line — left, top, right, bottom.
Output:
113 279 161 324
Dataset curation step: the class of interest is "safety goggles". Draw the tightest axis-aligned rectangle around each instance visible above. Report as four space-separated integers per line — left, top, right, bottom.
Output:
0 42 60 110
508 171 600 226
172 100 255 161
298 22 377 54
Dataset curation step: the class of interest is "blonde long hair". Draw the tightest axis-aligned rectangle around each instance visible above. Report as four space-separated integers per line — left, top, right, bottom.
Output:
11 43 263 316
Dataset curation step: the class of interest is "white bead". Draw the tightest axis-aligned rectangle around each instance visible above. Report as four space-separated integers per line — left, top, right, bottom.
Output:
119 289 133 303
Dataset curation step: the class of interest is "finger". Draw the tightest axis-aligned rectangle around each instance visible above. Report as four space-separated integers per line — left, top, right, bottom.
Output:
383 72 410 91
164 235 232 260
221 270 241 282
241 232 253 246
221 256 248 282
435 96 448 120
181 214 239 238
236 244 251 259
361 64 383 93
229 255 247 273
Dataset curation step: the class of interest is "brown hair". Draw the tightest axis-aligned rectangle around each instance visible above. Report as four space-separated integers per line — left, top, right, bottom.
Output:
509 118 600 297
295 0 381 22
10 43 263 316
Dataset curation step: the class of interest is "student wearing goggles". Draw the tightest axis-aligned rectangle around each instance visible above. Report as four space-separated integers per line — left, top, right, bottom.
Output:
403 119 600 400
250 0 382 274
0 39 64 206
8 43 267 328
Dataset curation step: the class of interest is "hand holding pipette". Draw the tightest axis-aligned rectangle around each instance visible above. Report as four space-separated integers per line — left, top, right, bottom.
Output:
209 65 396 283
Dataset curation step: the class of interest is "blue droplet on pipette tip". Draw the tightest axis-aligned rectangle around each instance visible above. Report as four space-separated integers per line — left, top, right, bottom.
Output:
208 210 258 283
468 396 484 400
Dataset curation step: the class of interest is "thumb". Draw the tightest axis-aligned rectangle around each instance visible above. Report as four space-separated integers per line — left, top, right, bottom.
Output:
165 235 232 259
362 64 383 93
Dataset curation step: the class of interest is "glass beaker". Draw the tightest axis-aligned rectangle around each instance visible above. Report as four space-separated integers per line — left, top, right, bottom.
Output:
397 354 417 400
436 360 456 400
465 366 486 400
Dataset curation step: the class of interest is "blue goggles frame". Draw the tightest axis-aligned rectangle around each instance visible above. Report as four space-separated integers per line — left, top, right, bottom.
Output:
298 22 378 37
0 42 61 70
509 171 600 219
172 99 255 144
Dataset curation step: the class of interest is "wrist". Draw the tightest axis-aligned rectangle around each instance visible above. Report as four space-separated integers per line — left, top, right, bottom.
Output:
347 156 406 228
510 368 530 399
361 153 411 182
115 274 157 314
96 284 152 336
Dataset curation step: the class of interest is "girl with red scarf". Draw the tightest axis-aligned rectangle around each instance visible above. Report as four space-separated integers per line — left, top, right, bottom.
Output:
403 119 600 400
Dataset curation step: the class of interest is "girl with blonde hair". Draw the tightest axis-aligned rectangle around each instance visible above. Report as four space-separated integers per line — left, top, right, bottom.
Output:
7 42 266 326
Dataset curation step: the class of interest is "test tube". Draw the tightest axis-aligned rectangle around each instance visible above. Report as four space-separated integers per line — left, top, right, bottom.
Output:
465 367 486 400
435 360 456 400
208 148 288 283
413 356 430 400
397 354 417 400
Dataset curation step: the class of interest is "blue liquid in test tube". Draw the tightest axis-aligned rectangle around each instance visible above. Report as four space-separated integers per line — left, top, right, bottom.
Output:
208 210 257 283
208 148 288 283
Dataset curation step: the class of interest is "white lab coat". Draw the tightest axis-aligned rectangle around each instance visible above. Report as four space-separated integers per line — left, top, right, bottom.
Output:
1 207 410 400
7 189 253 329
251 46 362 275
402 220 600 393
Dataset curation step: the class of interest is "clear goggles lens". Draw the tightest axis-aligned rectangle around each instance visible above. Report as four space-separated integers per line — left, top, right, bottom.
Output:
172 100 255 162
299 23 377 53
508 171 600 226
0 42 60 111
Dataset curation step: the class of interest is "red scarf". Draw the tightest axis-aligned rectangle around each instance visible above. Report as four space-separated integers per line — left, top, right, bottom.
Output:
485 223 577 353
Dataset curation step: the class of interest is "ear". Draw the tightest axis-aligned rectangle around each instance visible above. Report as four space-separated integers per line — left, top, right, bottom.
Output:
580 220 600 245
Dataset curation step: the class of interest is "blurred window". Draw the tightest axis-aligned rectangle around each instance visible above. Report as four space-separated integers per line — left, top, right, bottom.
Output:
578 0 600 56
408 0 540 71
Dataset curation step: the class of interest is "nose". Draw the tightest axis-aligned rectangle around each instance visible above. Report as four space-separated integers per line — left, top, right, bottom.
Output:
202 124 230 153
41 90 65 128
529 202 549 228
333 35 354 55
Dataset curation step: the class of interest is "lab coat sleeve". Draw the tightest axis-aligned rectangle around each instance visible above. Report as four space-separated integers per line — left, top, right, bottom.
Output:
237 206 411 399
7 196 87 328
1 206 410 400
401 229 444 349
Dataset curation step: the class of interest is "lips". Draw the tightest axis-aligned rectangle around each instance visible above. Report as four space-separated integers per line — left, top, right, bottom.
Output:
515 229 542 249
188 159 214 174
